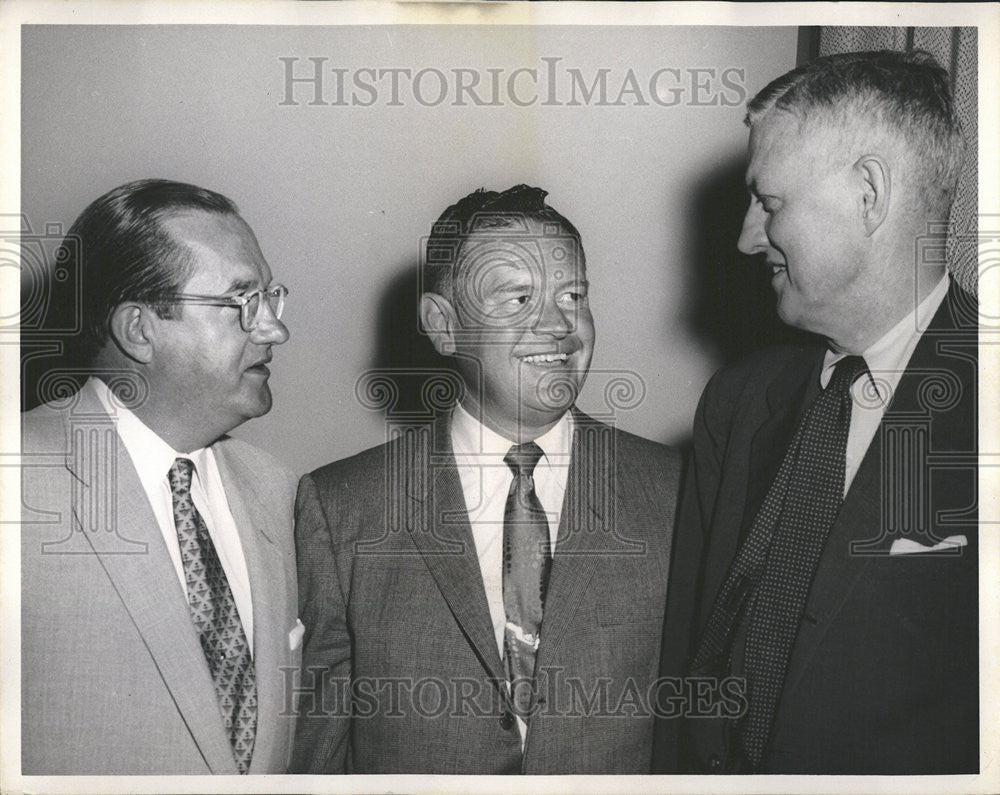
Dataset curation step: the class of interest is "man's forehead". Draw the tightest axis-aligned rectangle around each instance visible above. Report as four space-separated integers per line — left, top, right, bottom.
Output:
750 108 856 158
160 207 247 240
748 109 804 154
162 210 272 290
456 246 585 290
457 222 583 271
746 110 841 182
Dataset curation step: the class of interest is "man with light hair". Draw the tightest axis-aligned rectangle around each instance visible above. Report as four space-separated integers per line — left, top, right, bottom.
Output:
656 50 977 774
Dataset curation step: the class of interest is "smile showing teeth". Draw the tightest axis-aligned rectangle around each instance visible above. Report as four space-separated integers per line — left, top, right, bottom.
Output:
520 353 568 364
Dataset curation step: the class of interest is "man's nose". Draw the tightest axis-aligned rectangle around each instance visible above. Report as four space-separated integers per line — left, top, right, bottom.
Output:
737 202 768 256
532 296 573 337
250 304 290 345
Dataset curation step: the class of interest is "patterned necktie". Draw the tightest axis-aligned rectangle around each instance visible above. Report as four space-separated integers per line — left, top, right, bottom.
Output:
689 355 868 769
168 457 257 774
502 442 552 719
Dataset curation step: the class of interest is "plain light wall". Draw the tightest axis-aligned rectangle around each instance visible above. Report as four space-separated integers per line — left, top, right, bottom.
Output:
21 25 798 475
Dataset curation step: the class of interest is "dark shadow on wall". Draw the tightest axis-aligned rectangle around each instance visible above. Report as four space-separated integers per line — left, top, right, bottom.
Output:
21 245 85 413
367 261 463 424
367 158 822 443
683 152 819 366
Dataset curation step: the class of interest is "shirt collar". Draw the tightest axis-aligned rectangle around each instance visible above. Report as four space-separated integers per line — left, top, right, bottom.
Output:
821 273 950 395
88 376 210 484
450 402 573 469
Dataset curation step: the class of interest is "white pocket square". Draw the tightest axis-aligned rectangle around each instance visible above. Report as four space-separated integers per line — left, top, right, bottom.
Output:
889 535 967 556
289 618 305 650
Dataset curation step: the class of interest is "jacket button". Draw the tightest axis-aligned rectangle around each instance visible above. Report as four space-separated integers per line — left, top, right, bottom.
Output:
708 754 722 771
500 712 515 731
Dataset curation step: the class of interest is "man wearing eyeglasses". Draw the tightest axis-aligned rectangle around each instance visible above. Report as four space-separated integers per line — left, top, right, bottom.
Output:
21 179 299 774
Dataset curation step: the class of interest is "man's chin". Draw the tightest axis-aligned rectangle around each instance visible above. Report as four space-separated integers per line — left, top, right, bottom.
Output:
521 390 579 428
522 369 582 411
775 296 822 337
774 288 799 324
242 386 274 420
503 407 572 441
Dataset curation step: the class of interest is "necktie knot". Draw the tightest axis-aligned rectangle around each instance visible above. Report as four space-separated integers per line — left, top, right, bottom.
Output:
827 355 868 396
505 442 544 477
168 457 195 495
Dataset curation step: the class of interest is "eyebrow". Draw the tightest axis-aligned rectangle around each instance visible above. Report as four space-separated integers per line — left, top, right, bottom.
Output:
488 277 589 295
490 282 533 296
225 277 261 294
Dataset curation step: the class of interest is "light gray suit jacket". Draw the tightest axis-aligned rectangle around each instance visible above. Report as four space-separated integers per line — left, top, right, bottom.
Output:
21 385 300 774
291 410 681 774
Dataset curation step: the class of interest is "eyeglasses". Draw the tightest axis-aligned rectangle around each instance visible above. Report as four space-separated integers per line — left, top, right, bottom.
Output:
170 284 288 332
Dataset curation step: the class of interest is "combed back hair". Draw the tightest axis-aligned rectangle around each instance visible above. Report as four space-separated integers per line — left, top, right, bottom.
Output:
423 184 583 299
54 178 239 365
745 49 965 215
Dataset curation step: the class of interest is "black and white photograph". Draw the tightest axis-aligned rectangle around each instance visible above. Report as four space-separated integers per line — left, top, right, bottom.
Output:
1 2 997 793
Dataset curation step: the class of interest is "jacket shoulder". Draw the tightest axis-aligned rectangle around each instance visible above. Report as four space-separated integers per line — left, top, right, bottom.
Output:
702 343 815 406
305 430 426 496
22 400 71 452
574 416 683 507
709 344 813 391
600 421 682 473
299 426 431 505
216 435 298 496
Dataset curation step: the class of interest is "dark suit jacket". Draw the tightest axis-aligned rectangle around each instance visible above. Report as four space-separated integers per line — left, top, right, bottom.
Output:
654 284 978 774
291 409 681 774
21 385 300 774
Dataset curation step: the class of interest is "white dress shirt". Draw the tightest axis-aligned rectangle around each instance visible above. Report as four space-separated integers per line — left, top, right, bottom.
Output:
821 274 950 496
89 377 254 652
450 403 574 742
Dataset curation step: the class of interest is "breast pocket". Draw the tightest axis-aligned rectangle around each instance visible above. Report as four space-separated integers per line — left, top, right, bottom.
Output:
860 551 976 644
868 547 974 583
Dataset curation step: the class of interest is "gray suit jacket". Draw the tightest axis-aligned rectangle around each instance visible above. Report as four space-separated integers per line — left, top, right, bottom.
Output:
291 410 681 774
21 385 300 774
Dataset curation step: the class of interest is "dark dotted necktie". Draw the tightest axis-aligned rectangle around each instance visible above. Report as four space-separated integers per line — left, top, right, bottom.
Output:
168 458 256 774
502 442 552 719
690 355 868 769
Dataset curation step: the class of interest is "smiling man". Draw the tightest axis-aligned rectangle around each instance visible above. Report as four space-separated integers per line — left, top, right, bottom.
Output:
291 185 681 774
21 179 299 774
654 51 978 774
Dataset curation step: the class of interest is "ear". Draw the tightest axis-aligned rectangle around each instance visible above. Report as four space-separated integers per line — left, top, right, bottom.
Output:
419 292 458 356
108 303 156 364
856 154 891 236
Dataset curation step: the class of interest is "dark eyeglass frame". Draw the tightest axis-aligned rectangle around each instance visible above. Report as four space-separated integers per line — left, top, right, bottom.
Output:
170 284 288 332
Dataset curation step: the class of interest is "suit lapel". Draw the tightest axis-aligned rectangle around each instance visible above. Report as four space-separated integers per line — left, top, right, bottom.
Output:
403 416 506 684
64 391 237 773
741 351 823 538
534 412 612 663
214 441 289 774
784 286 974 692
